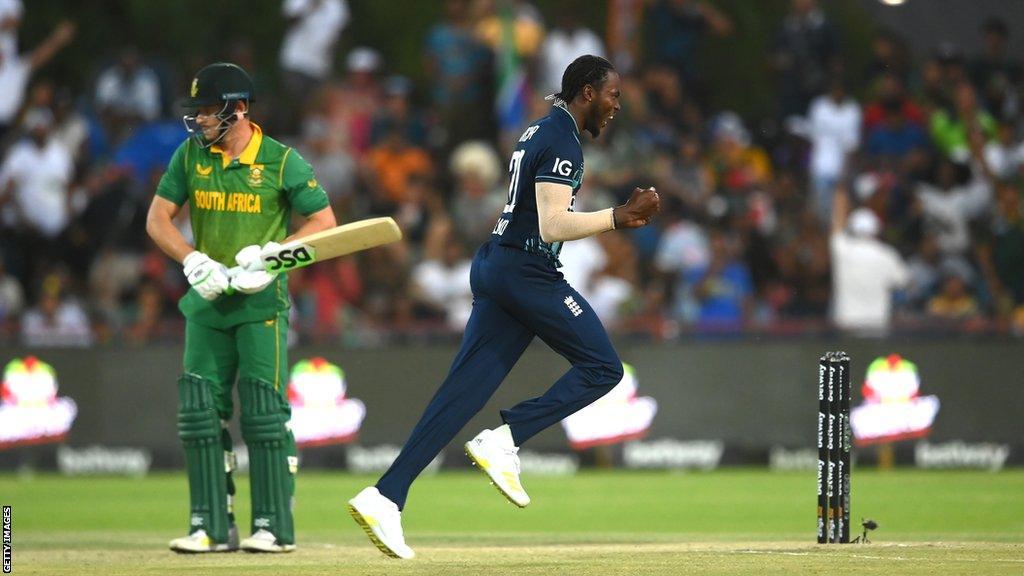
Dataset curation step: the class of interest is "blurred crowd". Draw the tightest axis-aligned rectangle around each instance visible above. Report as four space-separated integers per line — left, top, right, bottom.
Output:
2 0 1024 347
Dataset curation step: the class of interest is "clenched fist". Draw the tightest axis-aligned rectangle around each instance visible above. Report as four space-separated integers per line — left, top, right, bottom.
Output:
613 187 661 229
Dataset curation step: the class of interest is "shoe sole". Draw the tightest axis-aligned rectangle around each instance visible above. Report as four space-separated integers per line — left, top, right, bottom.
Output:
463 443 529 508
240 544 295 553
169 545 237 554
347 503 403 559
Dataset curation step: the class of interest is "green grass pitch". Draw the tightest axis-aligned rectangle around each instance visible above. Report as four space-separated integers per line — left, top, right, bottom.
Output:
2 469 1022 575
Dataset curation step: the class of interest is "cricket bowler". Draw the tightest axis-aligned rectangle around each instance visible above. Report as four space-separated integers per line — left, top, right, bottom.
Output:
146 62 336 553
348 55 660 559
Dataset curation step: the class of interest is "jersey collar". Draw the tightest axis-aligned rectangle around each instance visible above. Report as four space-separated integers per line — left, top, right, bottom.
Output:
552 101 581 136
210 122 263 168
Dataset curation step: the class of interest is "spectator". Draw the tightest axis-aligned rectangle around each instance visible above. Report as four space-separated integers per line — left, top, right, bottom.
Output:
667 134 713 211
863 72 924 131
297 120 358 220
88 246 141 328
0 108 75 288
124 279 164 345
370 75 428 148
970 17 1022 120
977 181 1024 316
606 0 643 74
774 209 831 317
830 190 909 333
337 47 383 156
0 0 21 62
983 120 1024 180
705 112 772 194
301 84 349 157
51 86 91 166
473 0 545 147
94 47 162 129
424 0 495 150
915 153 993 257
360 241 414 330
864 86 928 164
770 0 840 118
560 235 608 294
539 5 606 96
363 126 434 212
789 77 861 224
289 257 363 338
936 42 970 88
918 55 950 115
0 19 74 139
20 273 92 348
411 220 472 331
904 233 944 310
930 82 997 162
227 38 282 133
926 269 981 321
560 232 637 326
641 65 699 138
863 30 911 85
679 228 752 328
654 198 709 293
279 0 349 122
137 238 186 315
394 174 443 246
589 231 640 326
581 91 645 195
449 140 505 245
645 0 732 101
0 259 23 325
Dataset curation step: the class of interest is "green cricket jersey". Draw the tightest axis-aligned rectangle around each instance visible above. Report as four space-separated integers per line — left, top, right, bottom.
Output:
155 123 330 328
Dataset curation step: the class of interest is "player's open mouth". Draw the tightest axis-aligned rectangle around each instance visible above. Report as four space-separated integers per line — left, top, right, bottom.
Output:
601 116 614 128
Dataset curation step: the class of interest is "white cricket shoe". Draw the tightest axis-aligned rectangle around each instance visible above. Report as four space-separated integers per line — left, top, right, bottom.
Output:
240 528 296 553
465 428 531 507
168 525 238 553
348 487 415 559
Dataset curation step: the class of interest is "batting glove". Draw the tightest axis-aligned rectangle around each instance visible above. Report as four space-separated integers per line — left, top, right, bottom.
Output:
229 269 276 295
234 241 283 272
183 251 230 301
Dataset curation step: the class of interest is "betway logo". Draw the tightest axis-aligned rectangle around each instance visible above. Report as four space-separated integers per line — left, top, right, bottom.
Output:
517 450 579 476
346 445 443 474
57 446 152 477
623 439 723 470
915 441 1010 471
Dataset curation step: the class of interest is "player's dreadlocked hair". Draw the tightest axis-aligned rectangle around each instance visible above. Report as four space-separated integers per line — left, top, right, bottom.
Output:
546 55 615 104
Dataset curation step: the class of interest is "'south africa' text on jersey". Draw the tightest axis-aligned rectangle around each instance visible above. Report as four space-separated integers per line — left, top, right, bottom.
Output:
193 189 263 214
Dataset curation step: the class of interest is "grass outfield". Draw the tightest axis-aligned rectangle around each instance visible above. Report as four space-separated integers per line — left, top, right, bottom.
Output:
1 469 1022 575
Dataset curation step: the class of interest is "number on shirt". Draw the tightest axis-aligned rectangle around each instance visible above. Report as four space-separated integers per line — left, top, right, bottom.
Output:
503 149 526 214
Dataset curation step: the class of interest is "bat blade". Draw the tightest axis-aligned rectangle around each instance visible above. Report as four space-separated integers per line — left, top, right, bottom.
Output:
226 217 402 281
261 217 402 273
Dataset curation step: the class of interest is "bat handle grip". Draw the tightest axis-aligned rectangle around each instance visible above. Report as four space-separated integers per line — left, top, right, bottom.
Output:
222 266 243 296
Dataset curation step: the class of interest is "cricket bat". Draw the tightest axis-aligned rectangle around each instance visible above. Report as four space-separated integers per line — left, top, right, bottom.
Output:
226 216 402 278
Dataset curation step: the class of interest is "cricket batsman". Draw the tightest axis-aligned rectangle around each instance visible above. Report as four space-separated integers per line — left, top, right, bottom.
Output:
146 62 336 553
348 55 660 558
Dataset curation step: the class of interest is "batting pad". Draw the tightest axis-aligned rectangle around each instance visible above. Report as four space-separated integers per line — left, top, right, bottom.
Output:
177 374 232 543
239 377 296 544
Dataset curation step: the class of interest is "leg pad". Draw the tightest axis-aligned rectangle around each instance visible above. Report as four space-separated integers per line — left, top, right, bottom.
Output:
239 377 296 545
177 374 231 543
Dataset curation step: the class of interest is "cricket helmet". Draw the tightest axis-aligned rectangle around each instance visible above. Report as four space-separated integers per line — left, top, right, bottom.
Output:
181 62 255 108
181 62 254 148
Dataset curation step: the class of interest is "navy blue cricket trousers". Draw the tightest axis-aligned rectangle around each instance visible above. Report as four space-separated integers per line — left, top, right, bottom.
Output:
376 242 623 509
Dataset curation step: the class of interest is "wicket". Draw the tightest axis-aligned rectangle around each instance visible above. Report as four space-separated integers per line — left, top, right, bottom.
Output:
817 351 851 544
